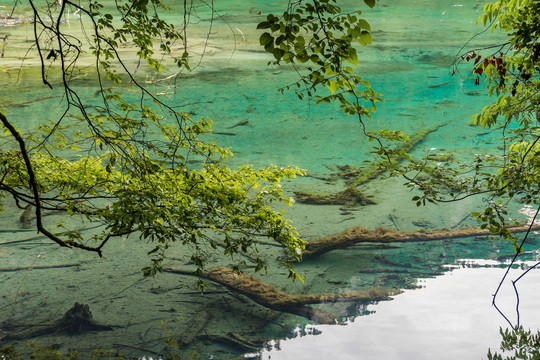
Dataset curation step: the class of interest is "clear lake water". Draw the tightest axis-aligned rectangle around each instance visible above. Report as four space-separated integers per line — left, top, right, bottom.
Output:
1 0 540 359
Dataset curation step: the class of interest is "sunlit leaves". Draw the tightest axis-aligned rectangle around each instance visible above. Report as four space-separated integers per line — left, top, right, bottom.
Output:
0 85 306 283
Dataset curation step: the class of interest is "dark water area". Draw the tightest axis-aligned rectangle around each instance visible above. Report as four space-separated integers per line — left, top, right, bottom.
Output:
1 0 540 359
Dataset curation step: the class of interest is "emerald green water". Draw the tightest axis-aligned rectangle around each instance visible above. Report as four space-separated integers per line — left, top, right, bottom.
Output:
1 0 539 359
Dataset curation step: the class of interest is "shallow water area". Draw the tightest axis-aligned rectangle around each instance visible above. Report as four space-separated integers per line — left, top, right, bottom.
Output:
0 0 536 359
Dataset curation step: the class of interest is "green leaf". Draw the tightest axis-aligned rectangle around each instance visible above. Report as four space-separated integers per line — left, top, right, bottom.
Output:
364 0 376 8
259 32 273 46
327 79 340 93
358 19 371 31
256 21 270 29
358 31 372 46
348 48 359 66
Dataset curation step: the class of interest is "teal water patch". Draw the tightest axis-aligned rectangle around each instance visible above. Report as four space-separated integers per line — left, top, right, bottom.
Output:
0 0 530 359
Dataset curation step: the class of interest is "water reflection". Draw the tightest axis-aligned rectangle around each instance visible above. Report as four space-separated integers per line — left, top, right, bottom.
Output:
258 259 540 360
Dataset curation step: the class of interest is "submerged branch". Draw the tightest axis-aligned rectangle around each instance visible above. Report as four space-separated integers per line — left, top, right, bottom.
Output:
164 267 398 324
294 187 376 206
0 112 114 257
339 121 449 187
0 264 80 272
303 224 540 259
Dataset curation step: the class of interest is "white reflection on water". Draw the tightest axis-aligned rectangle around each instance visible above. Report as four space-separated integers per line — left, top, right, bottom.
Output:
258 260 540 360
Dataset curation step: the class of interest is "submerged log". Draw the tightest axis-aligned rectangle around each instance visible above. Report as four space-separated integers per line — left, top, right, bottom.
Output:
294 187 376 206
164 267 398 324
2 303 114 340
227 119 250 129
303 224 540 259
338 122 449 187
9 96 61 108
196 332 265 352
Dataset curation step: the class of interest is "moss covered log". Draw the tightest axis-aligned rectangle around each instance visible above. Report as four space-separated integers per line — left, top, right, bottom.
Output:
303 224 540 259
164 267 398 324
338 122 449 187
293 187 376 206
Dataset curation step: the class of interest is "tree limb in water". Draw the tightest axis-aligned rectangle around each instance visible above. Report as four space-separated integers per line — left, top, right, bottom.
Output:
164 267 399 324
338 122 449 187
303 224 540 259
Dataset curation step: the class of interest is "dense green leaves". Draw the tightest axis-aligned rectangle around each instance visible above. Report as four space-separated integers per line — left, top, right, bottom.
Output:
258 0 382 121
1 98 305 280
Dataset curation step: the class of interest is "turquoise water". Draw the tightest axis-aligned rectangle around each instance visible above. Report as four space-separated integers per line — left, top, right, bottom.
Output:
1 0 539 359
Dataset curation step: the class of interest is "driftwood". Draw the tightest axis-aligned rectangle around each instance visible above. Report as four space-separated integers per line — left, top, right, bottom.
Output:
2 303 114 340
0 17 33 27
303 224 540 259
164 267 398 324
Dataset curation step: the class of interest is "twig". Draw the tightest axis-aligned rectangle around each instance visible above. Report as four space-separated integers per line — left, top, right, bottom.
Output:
14 254 40 304
492 205 540 329
0 263 79 272
1 35 8 58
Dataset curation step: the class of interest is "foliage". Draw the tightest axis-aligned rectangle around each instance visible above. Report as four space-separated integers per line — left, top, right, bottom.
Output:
488 327 540 360
391 0 540 250
257 0 382 125
0 0 379 282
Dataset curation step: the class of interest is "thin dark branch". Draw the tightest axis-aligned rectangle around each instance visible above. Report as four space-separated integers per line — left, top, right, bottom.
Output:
492 204 540 329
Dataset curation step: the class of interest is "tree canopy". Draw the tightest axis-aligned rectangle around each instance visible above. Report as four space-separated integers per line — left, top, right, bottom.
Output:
0 0 379 282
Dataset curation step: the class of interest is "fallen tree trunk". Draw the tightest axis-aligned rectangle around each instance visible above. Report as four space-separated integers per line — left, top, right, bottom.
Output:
164 267 398 324
294 187 376 207
338 121 449 187
303 224 540 259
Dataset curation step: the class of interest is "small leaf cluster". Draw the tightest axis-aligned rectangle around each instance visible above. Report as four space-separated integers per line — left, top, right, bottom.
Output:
258 0 382 119
87 0 188 74
488 327 540 360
